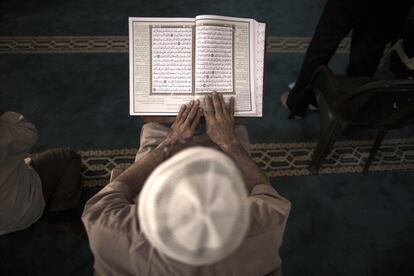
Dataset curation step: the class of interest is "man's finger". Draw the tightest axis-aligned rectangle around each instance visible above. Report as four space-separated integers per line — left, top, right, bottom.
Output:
185 100 200 124
219 93 227 112
203 96 214 127
204 95 214 118
212 91 223 116
181 100 193 120
176 104 186 121
229 97 235 116
191 107 202 131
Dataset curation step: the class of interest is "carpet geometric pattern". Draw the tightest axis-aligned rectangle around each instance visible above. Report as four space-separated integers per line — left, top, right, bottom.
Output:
0 36 351 54
80 137 414 187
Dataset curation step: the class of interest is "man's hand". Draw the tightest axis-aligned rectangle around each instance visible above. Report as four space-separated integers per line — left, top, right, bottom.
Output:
203 92 238 149
116 101 201 195
166 100 202 143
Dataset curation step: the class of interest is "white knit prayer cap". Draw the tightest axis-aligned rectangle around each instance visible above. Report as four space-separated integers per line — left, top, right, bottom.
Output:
138 147 250 266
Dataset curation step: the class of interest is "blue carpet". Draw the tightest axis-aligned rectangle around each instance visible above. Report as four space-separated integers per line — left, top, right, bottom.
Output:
1 0 414 275
278 172 414 276
0 0 325 36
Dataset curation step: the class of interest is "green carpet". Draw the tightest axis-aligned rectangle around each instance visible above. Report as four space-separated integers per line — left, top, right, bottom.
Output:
1 0 414 275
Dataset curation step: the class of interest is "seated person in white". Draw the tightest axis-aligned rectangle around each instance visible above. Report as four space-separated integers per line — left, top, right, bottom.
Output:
82 92 291 276
0 110 82 236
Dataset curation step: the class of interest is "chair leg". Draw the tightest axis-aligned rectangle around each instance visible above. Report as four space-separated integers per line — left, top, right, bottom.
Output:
363 129 387 174
309 117 346 174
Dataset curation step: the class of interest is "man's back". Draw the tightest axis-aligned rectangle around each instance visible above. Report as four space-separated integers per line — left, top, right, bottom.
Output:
83 181 290 276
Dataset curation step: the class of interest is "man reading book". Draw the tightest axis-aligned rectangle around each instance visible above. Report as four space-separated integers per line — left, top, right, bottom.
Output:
82 92 291 276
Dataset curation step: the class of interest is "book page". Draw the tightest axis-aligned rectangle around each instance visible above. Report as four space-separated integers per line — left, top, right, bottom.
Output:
129 17 195 115
152 27 193 94
250 22 266 117
195 25 234 93
194 15 257 116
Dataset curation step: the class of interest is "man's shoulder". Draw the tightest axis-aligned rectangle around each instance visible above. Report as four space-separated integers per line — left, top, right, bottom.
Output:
248 184 291 230
249 184 291 208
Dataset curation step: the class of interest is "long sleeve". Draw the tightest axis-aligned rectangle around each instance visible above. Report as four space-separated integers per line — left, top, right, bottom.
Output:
0 112 38 158
82 181 145 275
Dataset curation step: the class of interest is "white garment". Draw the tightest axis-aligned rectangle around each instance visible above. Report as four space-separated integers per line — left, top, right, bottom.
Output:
0 112 45 236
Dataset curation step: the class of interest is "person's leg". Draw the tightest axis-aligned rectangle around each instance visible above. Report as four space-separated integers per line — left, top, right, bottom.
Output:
346 21 388 77
234 125 251 155
347 4 411 77
403 19 414 57
136 122 252 163
135 122 171 162
286 0 354 116
30 148 82 212
192 124 251 154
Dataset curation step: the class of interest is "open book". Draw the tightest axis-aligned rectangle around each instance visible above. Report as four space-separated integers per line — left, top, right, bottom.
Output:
129 15 266 117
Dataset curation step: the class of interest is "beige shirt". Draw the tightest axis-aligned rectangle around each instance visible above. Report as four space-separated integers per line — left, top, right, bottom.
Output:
82 181 291 276
0 112 45 236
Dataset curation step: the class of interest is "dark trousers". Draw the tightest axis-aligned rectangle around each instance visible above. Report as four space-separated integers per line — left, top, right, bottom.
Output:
286 0 412 116
30 148 82 213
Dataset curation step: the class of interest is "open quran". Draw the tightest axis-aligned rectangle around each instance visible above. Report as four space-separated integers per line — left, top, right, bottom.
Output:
129 15 266 117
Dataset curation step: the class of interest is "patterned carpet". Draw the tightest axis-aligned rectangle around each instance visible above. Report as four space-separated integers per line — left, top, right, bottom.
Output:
2 1 414 275
80 137 414 187
0 36 351 54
